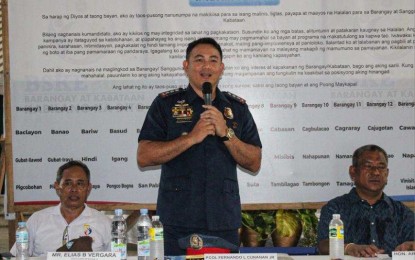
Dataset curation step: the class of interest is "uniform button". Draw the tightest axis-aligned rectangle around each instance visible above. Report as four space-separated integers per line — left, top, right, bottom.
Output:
371 222 374 225
372 240 376 243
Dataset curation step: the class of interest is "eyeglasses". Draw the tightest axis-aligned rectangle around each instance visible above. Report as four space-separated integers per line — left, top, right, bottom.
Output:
60 180 88 190
358 164 388 172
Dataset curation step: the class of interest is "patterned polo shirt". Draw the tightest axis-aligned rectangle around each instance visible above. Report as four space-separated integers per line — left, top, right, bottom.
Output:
317 188 414 254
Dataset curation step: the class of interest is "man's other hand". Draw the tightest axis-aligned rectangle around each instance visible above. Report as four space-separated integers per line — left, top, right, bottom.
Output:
395 241 415 251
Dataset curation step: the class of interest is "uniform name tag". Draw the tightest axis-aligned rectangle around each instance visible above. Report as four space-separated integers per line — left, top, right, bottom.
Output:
47 251 120 260
392 251 415 260
205 253 278 260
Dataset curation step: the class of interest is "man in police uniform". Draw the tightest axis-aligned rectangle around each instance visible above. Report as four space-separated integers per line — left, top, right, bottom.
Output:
137 37 262 255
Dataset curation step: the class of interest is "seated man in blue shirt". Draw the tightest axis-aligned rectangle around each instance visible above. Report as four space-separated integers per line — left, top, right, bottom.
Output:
317 144 415 257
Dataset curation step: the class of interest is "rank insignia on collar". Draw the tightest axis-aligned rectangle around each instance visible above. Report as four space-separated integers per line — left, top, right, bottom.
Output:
224 107 234 119
223 91 246 104
172 101 193 123
159 88 185 98
190 234 203 250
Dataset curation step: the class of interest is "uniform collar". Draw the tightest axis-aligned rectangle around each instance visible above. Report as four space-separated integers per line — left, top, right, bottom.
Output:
185 84 231 105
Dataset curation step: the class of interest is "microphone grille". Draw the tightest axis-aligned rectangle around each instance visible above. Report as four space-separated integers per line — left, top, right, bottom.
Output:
202 82 212 94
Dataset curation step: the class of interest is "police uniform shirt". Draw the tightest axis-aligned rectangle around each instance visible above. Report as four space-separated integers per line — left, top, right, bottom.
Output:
138 86 262 230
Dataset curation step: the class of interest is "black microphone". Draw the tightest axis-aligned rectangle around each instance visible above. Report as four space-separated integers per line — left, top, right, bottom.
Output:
202 82 212 106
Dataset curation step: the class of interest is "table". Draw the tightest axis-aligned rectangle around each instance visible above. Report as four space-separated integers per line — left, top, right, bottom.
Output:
239 247 317 255
4 254 392 260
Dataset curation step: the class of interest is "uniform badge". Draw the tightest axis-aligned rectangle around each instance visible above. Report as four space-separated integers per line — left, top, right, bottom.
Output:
232 122 238 129
172 100 193 123
190 234 203 250
224 107 234 119
83 224 92 236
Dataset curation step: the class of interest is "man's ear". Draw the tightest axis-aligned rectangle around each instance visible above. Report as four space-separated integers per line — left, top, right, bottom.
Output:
349 165 356 181
87 183 92 197
220 62 225 74
54 181 61 196
183 60 189 73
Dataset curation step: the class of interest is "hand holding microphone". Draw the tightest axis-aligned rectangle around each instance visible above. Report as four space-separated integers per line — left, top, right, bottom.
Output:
200 82 228 138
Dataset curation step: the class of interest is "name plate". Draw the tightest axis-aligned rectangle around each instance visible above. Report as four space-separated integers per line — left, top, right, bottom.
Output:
205 253 278 260
47 252 120 260
392 251 415 260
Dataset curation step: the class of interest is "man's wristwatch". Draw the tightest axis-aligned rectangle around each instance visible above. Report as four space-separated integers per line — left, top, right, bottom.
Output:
219 128 235 142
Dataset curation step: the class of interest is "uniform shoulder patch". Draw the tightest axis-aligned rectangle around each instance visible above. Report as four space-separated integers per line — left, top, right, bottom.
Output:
223 91 246 104
159 88 185 98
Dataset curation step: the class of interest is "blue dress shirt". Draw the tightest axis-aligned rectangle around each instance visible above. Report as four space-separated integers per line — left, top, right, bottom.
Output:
317 188 415 255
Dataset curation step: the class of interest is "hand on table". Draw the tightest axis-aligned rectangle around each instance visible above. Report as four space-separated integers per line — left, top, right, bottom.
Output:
395 241 415 251
345 243 385 257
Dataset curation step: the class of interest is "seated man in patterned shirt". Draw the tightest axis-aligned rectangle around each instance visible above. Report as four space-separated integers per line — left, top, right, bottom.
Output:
317 144 415 257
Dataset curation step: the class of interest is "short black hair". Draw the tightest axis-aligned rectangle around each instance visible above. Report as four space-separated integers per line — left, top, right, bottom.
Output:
186 37 223 61
56 160 90 183
352 144 388 167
